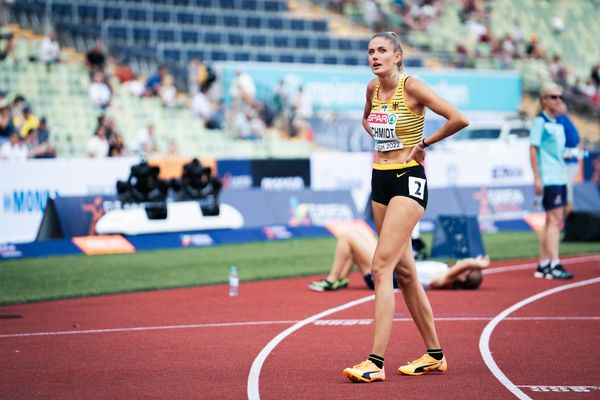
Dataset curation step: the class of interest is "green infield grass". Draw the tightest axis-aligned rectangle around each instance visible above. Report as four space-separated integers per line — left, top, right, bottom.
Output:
0 232 598 305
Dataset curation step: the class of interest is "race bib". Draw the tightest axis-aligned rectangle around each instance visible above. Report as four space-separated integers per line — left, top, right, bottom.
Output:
376 141 403 152
368 112 398 141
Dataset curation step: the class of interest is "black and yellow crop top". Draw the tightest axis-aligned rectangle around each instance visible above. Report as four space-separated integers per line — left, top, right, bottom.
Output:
367 75 425 152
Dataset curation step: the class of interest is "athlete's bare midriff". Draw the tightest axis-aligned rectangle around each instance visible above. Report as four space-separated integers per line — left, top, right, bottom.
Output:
374 147 414 165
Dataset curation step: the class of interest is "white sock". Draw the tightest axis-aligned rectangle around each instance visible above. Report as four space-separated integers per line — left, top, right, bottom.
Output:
540 258 550 267
550 259 561 268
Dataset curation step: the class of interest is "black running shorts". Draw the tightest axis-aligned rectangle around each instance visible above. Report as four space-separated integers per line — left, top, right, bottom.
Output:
371 163 428 209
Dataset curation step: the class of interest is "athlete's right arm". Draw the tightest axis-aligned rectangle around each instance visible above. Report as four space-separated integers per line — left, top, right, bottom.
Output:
362 79 377 136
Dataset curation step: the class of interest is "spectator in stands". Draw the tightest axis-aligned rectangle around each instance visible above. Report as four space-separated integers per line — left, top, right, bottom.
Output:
38 32 60 71
114 59 135 84
192 88 212 123
529 82 573 280
133 123 159 157
108 131 126 157
10 94 25 123
591 63 600 87
0 131 27 160
525 34 545 60
189 58 216 95
230 68 256 109
89 71 112 109
87 125 109 158
0 97 14 144
343 31 469 383
0 31 13 61
308 225 489 292
159 75 177 108
13 105 39 139
86 40 107 74
205 99 226 130
144 65 169 97
28 117 56 158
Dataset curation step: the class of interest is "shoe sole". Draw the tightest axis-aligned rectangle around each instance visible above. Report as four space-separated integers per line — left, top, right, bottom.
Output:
398 367 446 376
342 369 384 383
533 271 545 278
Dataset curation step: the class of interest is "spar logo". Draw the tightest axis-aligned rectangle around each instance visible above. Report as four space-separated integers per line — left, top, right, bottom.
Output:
368 112 396 125
3 189 58 214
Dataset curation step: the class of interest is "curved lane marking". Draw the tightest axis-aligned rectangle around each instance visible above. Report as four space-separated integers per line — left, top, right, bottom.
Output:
479 277 600 400
248 254 599 400
247 294 374 400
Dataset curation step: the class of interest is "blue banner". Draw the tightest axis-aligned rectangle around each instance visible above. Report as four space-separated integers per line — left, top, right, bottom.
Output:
221 63 522 112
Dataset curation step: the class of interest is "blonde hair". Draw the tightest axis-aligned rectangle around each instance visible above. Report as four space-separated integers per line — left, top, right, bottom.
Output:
538 81 563 113
540 81 562 97
369 31 404 71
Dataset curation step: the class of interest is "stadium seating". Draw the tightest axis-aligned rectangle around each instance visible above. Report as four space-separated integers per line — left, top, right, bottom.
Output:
13 0 379 69
0 35 315 159
414 0 600 90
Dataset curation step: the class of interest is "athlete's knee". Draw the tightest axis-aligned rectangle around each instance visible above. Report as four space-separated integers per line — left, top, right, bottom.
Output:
394 263 417 289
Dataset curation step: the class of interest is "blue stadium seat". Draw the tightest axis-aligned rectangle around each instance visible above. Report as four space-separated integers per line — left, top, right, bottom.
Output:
192 0 212 6
316 38 331 50
219 0 235 9
77 4 98 21
267 17 283 30
200 14 217 26
187 49 206 62
338 39 353 51
127 8 147 22
300 54 317 64
177 12 194 24
157 28 176 42
210 50 228 61
181 30 199 43
294 36 310 49
344 56 360 66
133 27 152 43
152 10 171 23
163 49 182 62
102 5 122 20
51 2 73 19
356 39 369 51
245 16 262 29
323 55 338 65
224 15 240 27
265 1 283 12
290 19 305 31
250 34 266 47
234 51 251 62
241 0 257 11
312 20 327 32
204 32 223 45
173 0 191 5
107 25 128 42
256 53 273 62
278 53 295 63
273 36 288 48
228 33 244 46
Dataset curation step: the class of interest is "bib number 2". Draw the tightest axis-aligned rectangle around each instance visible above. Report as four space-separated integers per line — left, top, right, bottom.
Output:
408 177 425 200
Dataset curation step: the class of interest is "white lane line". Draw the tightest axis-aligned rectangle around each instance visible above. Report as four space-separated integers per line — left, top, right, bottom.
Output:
479 277 600 400
484 254 599 275
247 294 375 400
0 320 299 338
1 316 598 339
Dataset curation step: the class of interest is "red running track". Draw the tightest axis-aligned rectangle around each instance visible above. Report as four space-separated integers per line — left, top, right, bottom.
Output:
1 255 599 399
